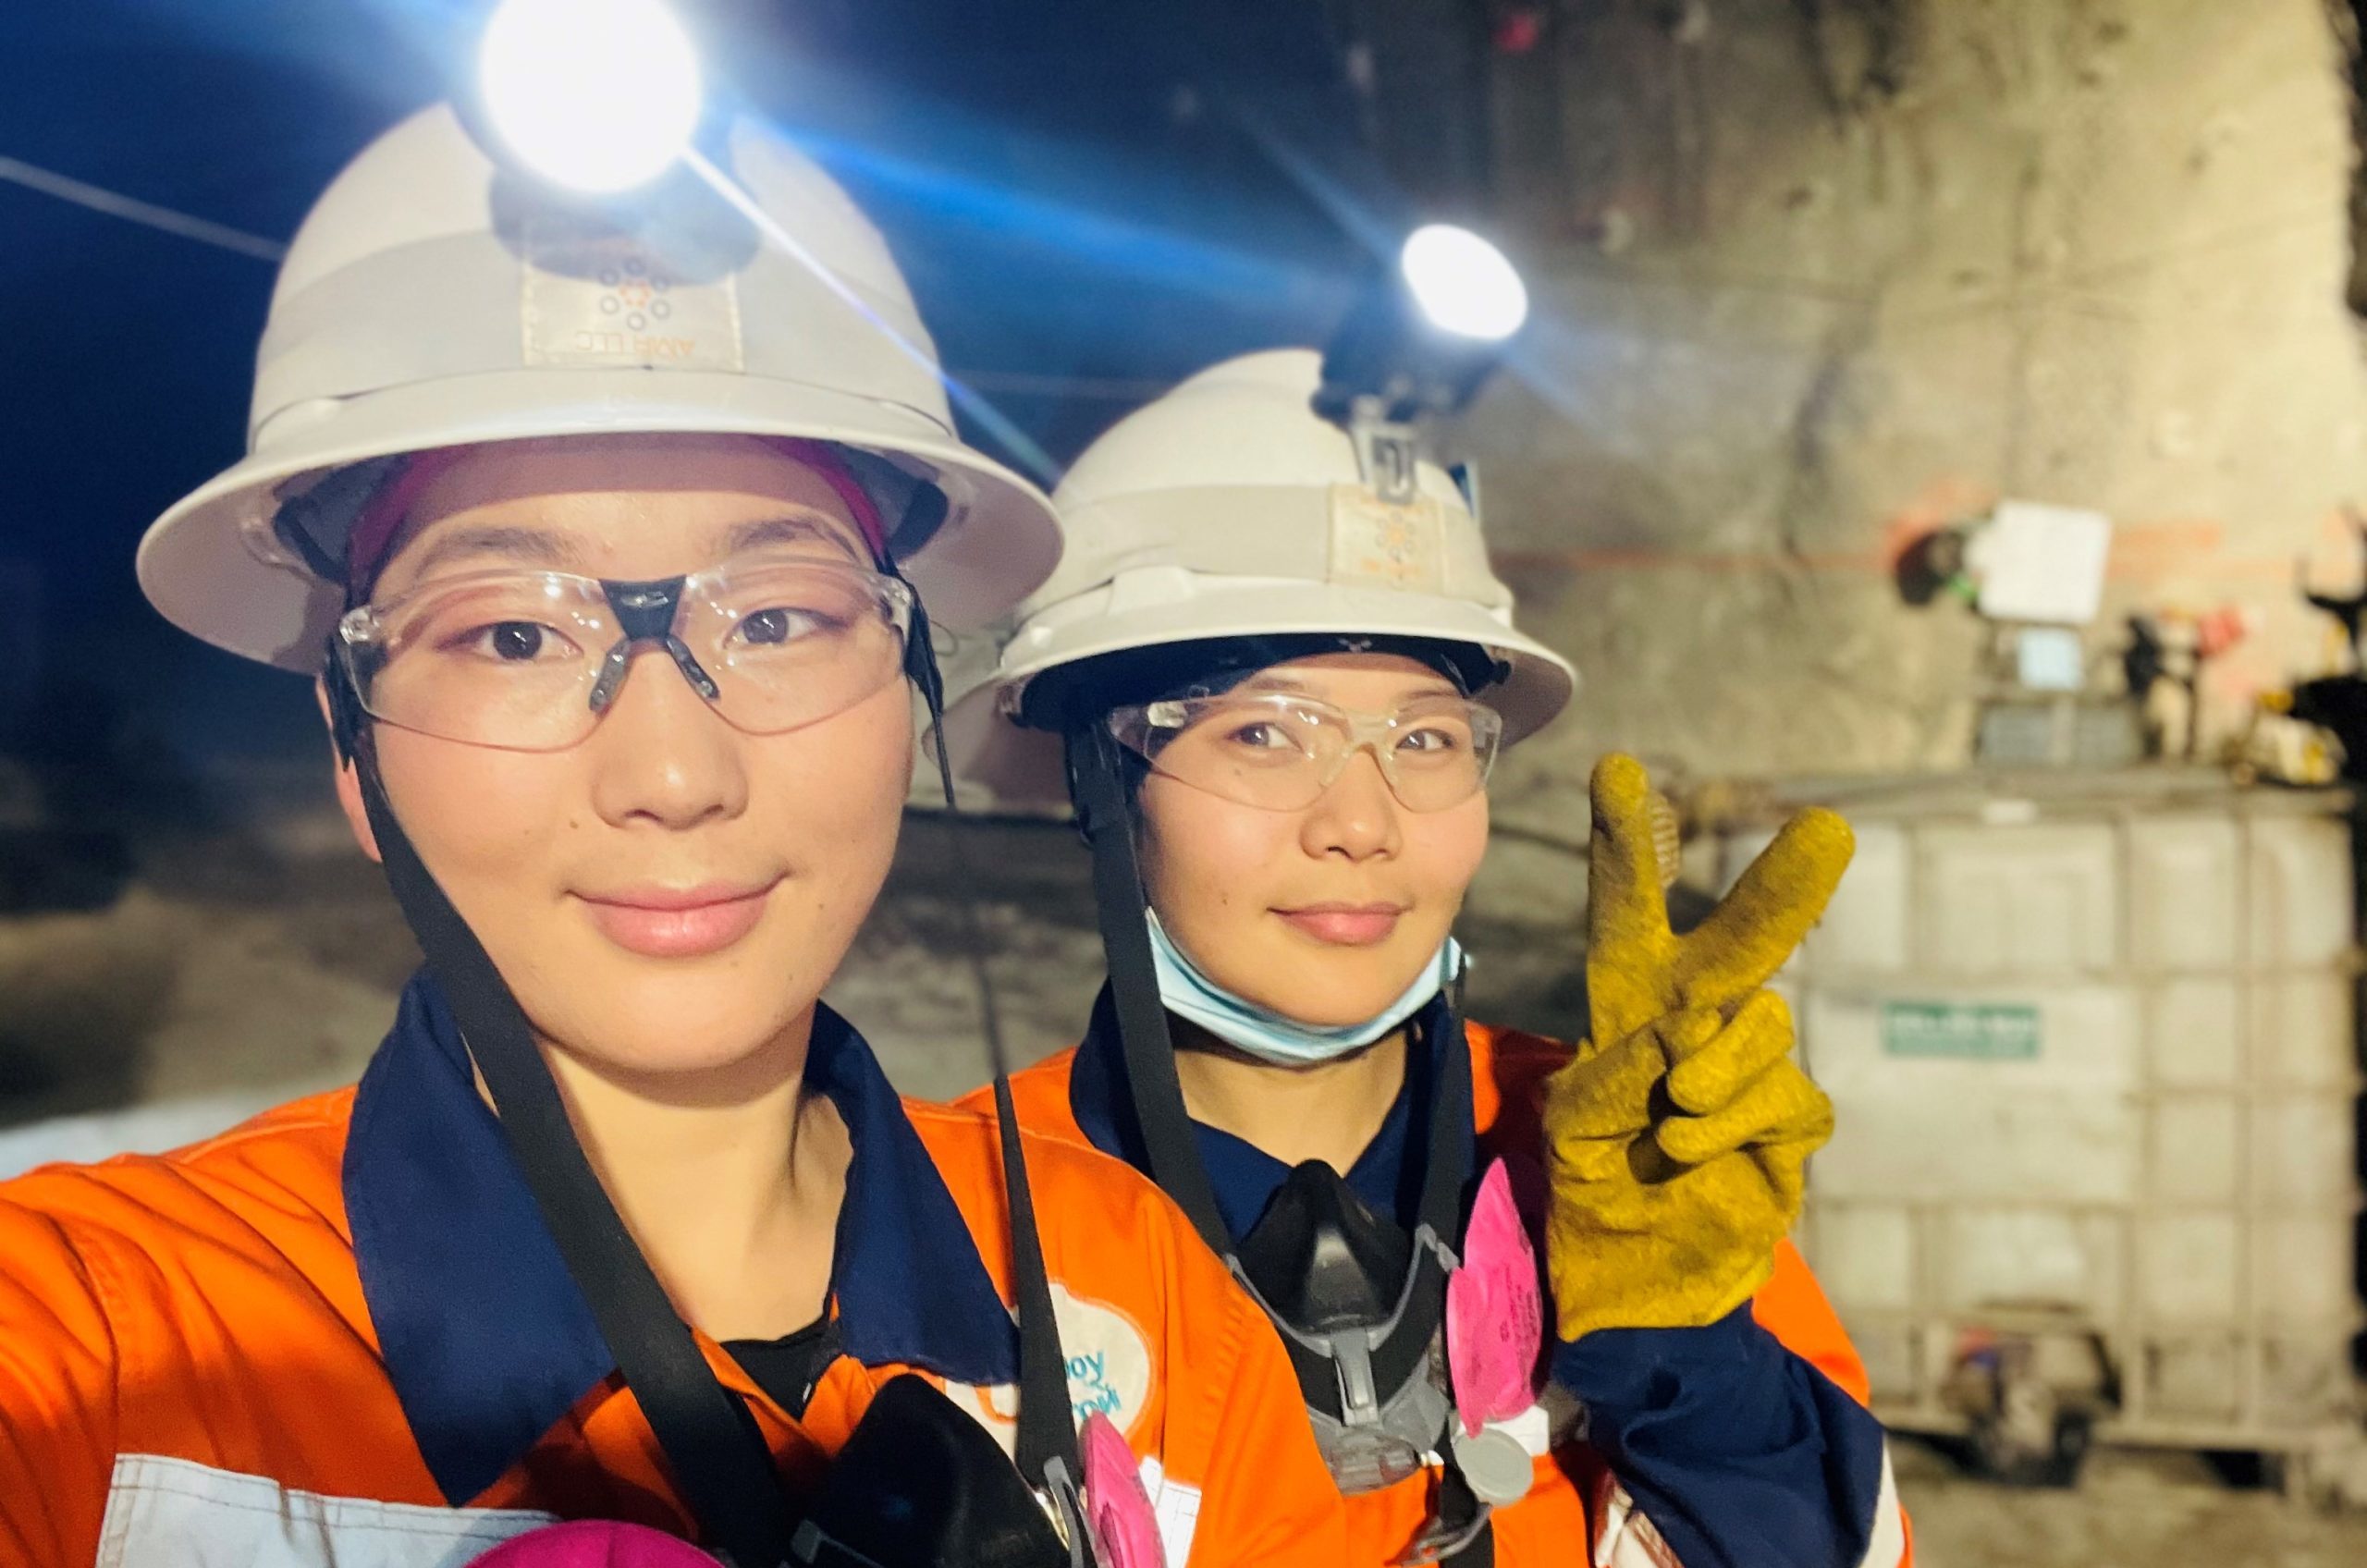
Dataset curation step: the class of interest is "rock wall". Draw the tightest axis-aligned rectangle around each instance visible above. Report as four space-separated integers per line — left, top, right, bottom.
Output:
1461 0 2367 813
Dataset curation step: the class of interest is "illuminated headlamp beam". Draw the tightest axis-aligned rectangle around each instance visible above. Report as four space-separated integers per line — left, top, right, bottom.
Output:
479 0 703 195
681 149 1059 484
1400 225 1529 343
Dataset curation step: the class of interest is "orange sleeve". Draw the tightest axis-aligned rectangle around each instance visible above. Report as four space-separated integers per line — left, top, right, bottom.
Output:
1750 1238 1871 1407
1182 1284 1349 1565
0 1189 122 1566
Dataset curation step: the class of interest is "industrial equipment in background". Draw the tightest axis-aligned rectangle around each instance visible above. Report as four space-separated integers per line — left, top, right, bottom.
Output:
1710 772 2367 1500
1898 501 2318 776
2124 603 2256 767
1898 499 2150 768
2273 513 2367 786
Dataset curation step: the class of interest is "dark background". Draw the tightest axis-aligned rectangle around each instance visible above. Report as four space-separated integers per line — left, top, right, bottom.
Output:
0 0 1506 801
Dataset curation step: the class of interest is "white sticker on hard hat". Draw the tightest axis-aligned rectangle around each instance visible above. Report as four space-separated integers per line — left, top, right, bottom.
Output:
1328 484 1448 593
941 1281 1158 1454
521 229 745 373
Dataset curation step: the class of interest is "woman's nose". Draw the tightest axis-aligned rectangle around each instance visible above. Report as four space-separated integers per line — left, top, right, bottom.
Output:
583 643 752 830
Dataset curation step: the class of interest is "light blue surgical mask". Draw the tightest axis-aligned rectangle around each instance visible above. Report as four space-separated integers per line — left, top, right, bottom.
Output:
1145 909 1465 1067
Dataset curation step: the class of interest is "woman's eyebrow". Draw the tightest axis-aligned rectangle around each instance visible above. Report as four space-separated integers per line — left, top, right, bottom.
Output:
1237 672 1461 699
720 514 865 561
404 524 585 580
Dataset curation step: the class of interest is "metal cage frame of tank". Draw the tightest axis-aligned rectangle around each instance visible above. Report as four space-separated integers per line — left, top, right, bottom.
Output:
1719 770 2366 1467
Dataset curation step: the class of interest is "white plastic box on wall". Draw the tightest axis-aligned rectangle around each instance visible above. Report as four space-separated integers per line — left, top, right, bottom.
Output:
1719 771 2362 1455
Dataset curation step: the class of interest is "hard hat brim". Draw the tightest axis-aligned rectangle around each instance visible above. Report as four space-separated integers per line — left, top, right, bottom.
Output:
949 583 1578 811
139 367 1061 670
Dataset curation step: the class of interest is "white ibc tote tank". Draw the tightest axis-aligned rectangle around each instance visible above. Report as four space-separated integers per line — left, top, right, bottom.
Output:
1718 770 2363 1484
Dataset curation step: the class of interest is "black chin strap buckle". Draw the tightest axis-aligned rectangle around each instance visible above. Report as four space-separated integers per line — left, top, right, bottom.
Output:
1039 1457 1096 1568
1344 397 1424 506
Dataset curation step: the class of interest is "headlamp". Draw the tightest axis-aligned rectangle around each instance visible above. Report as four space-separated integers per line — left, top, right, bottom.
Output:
477 0 703 194
1315 224 1529 502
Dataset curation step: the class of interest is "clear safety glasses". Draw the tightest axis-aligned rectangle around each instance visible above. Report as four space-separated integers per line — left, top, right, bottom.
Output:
335 557 915 751
1107 692 1504 814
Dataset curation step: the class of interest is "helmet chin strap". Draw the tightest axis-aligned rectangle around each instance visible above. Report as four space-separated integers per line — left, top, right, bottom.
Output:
1063 719 1494 1558
1064 722 1474 1369
904 589 1088 1527
1063 724 1231 1253
1061 722 1473 1259
326 549 1087 1565
329 662 798 1568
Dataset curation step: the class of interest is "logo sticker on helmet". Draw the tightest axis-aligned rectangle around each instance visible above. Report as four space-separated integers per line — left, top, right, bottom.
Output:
521 232 745 373
1327 484 1447 593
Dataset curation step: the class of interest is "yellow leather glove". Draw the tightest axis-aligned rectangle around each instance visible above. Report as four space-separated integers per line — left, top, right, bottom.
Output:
1544 753 1854 1340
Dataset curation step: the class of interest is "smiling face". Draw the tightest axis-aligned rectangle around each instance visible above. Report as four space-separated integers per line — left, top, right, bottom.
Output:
331 433 913 1082
1134 652 1491 1030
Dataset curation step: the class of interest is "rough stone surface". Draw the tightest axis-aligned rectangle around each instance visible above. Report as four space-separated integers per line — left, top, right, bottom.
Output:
1463 0 2367 802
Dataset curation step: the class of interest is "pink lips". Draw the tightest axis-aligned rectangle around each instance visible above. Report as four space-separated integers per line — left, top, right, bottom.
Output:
577 879 780 959
1277 903 1406 947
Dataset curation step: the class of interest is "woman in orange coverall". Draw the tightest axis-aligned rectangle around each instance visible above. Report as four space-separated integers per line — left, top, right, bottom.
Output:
950 349 1914 1568
0 109 1349 1568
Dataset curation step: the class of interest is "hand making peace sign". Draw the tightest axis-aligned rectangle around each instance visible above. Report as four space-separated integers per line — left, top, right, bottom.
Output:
1543 753 1856 1340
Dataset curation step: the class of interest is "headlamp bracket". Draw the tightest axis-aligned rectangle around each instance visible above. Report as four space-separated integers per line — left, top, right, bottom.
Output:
1345 396 1425 507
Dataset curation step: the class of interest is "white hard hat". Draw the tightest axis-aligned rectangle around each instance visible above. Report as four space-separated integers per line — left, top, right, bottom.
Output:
949 348 1576 807
139 104 1060 668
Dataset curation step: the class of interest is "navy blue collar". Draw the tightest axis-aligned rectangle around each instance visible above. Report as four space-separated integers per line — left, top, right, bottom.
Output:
1067 986 1468 1243
347 970 1020 1504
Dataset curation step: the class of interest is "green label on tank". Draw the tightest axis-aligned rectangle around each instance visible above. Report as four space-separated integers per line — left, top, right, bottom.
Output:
1882 1000 2042 1060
